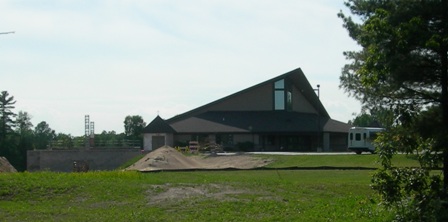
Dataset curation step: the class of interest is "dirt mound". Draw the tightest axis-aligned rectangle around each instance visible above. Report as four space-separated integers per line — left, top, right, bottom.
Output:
0 156 17 173
126 146 203 171
125 146 271 172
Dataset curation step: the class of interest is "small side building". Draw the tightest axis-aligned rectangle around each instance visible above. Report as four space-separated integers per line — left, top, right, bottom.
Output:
143 115 176 151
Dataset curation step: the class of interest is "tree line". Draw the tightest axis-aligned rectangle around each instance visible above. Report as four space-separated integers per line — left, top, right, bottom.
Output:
0 91 146 171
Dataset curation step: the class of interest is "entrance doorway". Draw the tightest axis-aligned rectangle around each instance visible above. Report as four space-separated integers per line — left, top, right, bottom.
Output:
152 136 165 149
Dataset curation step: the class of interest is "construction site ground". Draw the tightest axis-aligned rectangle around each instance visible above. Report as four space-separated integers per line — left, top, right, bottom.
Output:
125 146 273 172
0 156 17 173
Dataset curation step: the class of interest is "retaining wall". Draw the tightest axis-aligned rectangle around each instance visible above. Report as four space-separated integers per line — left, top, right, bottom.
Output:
27 148 142 172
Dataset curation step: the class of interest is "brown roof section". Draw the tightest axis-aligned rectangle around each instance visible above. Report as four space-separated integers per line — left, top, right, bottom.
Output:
323 119 352 133
170 111 349 134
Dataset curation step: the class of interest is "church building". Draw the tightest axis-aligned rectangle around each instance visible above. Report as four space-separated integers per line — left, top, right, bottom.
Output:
143 68 351 152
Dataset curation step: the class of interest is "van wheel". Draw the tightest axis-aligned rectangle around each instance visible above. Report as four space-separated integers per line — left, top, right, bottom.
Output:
355 151 362 155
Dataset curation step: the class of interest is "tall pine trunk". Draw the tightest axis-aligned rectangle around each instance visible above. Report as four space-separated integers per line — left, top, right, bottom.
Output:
442 49 448 192
442 0 448 192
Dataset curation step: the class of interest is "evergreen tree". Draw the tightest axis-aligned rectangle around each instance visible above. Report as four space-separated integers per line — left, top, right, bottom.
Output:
15 111 34 170
0 91 16 142
339 0 448 220
0 91 17 158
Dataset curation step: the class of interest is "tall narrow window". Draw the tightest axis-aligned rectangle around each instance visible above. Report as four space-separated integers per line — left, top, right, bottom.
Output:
275 91 285 110
274 79 285 110
286 91 292 111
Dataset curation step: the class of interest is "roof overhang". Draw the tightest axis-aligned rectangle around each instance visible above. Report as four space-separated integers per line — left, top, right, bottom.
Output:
170 111 349 134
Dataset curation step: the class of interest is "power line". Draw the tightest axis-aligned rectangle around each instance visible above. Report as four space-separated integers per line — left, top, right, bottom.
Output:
0 31 15 35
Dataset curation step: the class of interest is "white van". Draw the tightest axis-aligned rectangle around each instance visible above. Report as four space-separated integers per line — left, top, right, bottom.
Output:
348 127 384 154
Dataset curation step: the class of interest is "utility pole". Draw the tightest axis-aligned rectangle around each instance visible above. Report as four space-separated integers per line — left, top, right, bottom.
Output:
314 84 321 151
0 31 15 35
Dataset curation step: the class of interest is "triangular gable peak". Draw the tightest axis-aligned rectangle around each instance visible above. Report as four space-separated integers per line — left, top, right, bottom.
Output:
144 115 176 133
168 68 329 123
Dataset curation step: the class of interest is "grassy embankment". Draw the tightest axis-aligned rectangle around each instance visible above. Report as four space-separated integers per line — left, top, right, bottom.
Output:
262 153 419 168
0 154 421 221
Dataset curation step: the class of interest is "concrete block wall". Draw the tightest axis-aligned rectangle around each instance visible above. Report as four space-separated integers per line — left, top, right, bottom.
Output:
27 149 142 172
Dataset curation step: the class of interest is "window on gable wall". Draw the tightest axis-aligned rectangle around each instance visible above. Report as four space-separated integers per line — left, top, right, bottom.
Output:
274 79 285 110
286 90 292 110
274 79 292 111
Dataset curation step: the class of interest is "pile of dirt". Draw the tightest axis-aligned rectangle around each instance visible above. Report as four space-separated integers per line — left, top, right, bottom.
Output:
125 146 271 172
126 146 203 171
0 156 17 173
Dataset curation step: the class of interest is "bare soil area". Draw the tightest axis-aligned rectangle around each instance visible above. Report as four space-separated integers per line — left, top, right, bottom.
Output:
125 146 272 172
146 183 280 206
0 156 17 173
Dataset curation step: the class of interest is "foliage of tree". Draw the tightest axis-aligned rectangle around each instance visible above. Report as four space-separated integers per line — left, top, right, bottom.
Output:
0 93 34 170
0 91 18 167
124 115 146 138
0 91 17 142
34 121 56 150
52 133 74 148
16 111 33 134
94 130 126 147
124 115 146 147
15 111 34 170
371 108 447 221
339 0 448 220
349 108 394 127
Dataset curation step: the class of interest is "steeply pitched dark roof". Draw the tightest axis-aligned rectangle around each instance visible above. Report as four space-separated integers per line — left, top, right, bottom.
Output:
163 68 351 134
170 111 349 134
144 115 176 133
168 68 329 123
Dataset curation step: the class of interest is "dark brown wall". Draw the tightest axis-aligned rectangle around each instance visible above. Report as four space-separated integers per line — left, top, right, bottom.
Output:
330 133 349 152
291 86 317 113
208 83 273 111
207 82 318 114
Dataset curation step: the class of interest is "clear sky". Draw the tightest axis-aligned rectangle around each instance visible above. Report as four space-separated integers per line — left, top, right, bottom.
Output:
1 0 361 136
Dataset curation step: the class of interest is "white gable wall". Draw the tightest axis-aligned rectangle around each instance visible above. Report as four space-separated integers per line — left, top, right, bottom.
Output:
143 133 174 151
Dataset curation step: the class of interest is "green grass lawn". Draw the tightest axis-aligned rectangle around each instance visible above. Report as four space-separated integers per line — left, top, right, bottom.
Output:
0 170 394 221
263 153 420 168
0 154 419 221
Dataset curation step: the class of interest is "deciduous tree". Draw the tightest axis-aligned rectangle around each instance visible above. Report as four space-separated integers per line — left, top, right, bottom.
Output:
53 133 74 149
124 115 146 147
34 121 55 150
349 108 394 127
